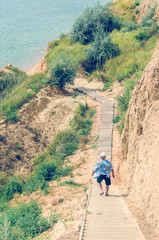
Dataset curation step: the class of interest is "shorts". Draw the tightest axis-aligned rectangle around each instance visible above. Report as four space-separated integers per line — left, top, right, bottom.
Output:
97 175 111 185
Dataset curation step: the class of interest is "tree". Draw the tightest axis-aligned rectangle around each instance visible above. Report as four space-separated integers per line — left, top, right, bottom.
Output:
86 31 120 68
71 4 121 44
49 55 78 88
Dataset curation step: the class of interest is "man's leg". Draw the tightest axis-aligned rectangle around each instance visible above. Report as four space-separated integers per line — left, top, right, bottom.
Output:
105 177 111 196
98 182 104 195
97 176 104 195
105 185 109 196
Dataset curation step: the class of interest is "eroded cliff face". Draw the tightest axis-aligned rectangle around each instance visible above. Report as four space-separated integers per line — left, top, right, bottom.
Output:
139 0 159 20
121 43 159 236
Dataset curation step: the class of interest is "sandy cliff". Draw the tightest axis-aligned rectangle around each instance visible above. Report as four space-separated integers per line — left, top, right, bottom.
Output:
120 43 159 238
139 0 159 20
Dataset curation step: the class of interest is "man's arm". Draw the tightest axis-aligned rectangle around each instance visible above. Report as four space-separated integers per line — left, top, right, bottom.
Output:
92 170 95 177
111 169 115 178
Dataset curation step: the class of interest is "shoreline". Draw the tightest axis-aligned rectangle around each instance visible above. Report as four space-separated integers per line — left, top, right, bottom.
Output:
0 45 48 77
25 49 48 76
21 46 48 76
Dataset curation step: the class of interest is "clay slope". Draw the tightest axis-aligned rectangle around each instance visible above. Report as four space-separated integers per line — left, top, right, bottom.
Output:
0 86 79 175
139 0 159 20
121 43 159 238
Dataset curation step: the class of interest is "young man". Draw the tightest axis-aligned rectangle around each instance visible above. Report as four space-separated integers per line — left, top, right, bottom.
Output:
92 152 115 196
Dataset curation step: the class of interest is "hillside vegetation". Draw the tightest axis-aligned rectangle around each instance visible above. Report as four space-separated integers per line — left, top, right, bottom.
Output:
0 0 158 239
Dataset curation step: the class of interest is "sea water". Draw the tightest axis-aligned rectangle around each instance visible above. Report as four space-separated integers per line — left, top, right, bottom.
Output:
0 0 111 71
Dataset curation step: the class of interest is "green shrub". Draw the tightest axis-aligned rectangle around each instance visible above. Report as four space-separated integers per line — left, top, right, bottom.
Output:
35 161 57 181
0 71 27 96
135 9 140 14
49 54 78 88
50 129 79 157
55 165 73 178
116 87 132 133
71 3 121 44
48 40 60 50
5 110 19 123
88 109 96 118
59 33 67 40
86 32 120 68
112 115 120 123
23 175 48 194
1 177 23 202
118 112 127 134
134 0 140 8
0 200 50 239
70 103 94 135
135 25 158 42
0 201 9 213
122 21 138 32
117 87 131 112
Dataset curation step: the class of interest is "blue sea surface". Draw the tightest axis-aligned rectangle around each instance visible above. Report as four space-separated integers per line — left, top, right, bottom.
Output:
0 0 111 70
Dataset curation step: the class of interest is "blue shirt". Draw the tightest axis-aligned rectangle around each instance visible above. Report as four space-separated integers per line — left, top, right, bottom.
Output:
93 159 113 178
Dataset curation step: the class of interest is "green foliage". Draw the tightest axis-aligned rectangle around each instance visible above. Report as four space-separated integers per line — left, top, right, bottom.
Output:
101 28 157 92
1 177 23 202
113 0 136 21
50 129 79 157
0 71 27 98
71 3 121 44
0 201 9 213
59 33 67 40
45 38 88 69
59 178 82 187
116 62 138 82
116 87 132 133
135 25 158 43
5 66 24 74
88 109 96 118
86 31 120 68
117 87 131 112
70 103 94 136
16 143 22 150
135 9 140 15
55 165 73 178
122 21 138 32
0 200 50 239
48 39 60 50
49 54 78 88
0 73 49 122
22 175 49 194
35 161 57 182
134 0 140 8
112 115 120 123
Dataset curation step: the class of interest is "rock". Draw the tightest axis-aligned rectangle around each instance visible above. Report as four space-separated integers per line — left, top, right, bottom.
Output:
121 43 159 234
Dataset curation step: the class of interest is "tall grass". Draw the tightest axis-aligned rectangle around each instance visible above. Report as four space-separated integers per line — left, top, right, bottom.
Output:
0 73 49 122
0 68 27 100
102 29 157 91
113 0 137 21
45 38 88 69
70 103 95 136
0 200 52 240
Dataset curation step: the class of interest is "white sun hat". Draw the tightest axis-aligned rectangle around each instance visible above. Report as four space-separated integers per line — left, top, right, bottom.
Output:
100 152 106 158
